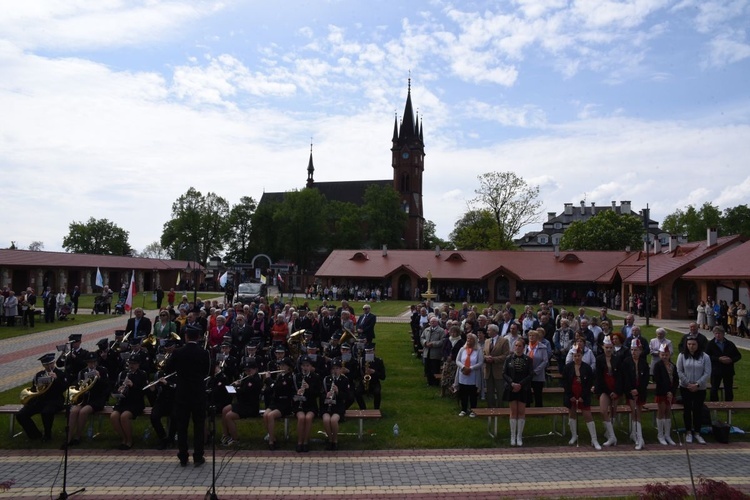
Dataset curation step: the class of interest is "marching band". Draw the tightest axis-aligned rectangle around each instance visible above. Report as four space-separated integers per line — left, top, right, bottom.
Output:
18 301 385 453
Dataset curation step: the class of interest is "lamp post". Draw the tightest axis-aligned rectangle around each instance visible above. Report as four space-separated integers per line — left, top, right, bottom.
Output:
642 205 651 326
185 262 198 308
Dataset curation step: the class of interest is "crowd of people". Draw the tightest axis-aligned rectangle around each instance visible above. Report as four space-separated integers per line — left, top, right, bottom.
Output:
411 300 742 449
696 298 749 337
16 296 386 465
0 285 81 327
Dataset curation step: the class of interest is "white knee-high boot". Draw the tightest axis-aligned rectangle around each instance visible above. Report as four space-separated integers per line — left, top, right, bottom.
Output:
634 421 644 450
509 418 517 446
516 419 525 447
587 421 602 450
657 419 667 445
663 418 676 445
603 421 617 446
568 418 578 445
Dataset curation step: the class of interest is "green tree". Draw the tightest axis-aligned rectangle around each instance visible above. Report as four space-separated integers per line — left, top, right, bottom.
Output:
161 187 230 264
472 171 542 249
141 241 168 259
721 204 750 238
327 200 364 250
28 241 44 251
450 209 501 250
248 198 281 260
361 185 407 249
423 220 453 250
559 210 643 251
224 196 257 264
662 203 722 242
274 189 327 272
63 217 132 255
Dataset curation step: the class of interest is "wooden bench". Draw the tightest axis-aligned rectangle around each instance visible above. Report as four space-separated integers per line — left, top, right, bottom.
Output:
0 404 152 438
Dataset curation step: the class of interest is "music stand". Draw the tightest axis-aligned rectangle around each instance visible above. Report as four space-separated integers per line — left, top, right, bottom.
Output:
204 386 219 500
58 356 86 499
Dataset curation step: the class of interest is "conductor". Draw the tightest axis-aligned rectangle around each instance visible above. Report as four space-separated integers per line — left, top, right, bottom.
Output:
165 324 211 467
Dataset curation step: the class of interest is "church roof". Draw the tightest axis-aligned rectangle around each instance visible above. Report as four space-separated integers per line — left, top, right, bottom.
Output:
260 179 392 207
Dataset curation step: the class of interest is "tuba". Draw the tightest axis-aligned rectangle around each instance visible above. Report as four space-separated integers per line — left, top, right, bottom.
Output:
339 328 357 347
142 333 157 348
288 329 306 360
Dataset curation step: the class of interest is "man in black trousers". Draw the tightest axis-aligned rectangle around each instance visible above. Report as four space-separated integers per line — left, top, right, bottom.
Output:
165 325 211 466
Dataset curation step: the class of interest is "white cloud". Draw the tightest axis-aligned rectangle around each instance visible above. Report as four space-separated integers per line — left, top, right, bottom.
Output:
0 0 225 51
703 29 750 67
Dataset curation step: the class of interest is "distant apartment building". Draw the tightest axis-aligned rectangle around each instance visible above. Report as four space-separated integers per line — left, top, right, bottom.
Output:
515 200 686 251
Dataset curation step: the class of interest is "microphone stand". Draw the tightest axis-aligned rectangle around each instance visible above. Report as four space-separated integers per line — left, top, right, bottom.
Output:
58 372 85 499
205 385 219 500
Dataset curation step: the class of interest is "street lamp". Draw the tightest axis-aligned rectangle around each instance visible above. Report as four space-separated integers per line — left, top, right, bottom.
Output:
185 262 198 307
642 205 651 326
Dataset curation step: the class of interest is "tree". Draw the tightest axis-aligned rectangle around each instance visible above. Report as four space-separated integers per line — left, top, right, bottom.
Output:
559 210 643 251
361 185 407 249
62 217 132 255
423 220 453 250
141 241 168 259
273 189 327 271
224 196 257 264
721 204 750 238
450 209 502 250
161 187 230 264
662 202 722 242
28 241 44 252
249 198 281 260
327 200 364 250
471 172 542 249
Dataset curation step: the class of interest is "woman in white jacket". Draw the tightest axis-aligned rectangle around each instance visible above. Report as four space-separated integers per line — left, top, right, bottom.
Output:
455 333 484 417
677 337 711 444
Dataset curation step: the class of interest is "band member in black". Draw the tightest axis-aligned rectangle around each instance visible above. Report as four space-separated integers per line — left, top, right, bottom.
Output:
149 340 178 450
321 358 351 451
64 352 109 447
96 338 120 393
263 357 295 450
221 358 262 446
339 343 364 409
360 344 385 410
56 333 88 382
110 354 147 450
165 325 211 466
18 353 66 441
294 356 321 452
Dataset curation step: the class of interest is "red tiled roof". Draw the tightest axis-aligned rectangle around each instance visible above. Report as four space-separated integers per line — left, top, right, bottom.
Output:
316 249 630 283
616 235 743 285
0 249 203 271
683 240 750 279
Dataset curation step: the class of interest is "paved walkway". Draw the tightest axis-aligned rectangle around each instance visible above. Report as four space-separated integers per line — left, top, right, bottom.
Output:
2 444 750 499
2 307 749 499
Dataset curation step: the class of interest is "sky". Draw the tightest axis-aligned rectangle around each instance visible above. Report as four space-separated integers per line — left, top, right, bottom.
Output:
1 0 749 254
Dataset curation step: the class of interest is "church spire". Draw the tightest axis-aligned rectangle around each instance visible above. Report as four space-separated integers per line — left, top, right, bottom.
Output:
398 77 417 140
306 141 315 188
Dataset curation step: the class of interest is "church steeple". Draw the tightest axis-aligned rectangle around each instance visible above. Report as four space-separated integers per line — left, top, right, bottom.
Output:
306 142 315 188
391 78 425 249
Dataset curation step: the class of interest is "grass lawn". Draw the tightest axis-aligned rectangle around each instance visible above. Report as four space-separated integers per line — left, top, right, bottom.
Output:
0 314 114 342
1 305 748 451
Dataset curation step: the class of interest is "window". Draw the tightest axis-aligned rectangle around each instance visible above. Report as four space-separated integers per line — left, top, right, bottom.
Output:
554 222 562 229
538 235 548 244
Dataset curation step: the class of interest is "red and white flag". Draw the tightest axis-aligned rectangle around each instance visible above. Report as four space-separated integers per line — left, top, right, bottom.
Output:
124 270 136 312
277 273 284 284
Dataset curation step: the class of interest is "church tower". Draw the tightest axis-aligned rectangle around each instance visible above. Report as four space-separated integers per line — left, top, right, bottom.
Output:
391 79 425 249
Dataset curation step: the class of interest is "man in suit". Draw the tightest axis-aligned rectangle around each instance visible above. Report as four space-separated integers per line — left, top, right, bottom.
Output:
484 324 509 408
125 308 152 342
71 286 80 314
165 325 211 467
356 304 377 343
705 326 742 402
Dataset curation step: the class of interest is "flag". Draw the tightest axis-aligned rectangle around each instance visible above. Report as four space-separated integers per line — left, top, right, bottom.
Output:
219 271 228 288
95 267 103 288
260 274 266 285
277 273 284 284
175 271 181 286
124 270 136 313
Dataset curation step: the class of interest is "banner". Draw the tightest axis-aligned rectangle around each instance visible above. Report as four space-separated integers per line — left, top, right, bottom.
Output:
95 267 103 288
124 270 136 313
219 271 228 288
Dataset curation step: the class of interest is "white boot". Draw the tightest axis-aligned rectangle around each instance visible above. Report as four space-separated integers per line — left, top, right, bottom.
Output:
587 421 602 450
663 419 676 445
516 419 525 447
657 419 667 445
568 418 578 445
603 421 617 447
634 422 644 450
509 418 517 446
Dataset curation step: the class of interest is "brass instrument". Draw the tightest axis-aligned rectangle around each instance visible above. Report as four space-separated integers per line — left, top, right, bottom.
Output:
113 372 131 400
339 328 357 346
288 329 306 360
65 370 99 405
170 331 181 342
363 360 372 391
20 371 54 405
142 333 157 348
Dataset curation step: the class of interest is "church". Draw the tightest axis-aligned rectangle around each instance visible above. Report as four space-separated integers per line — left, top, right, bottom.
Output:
258 80 426 249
